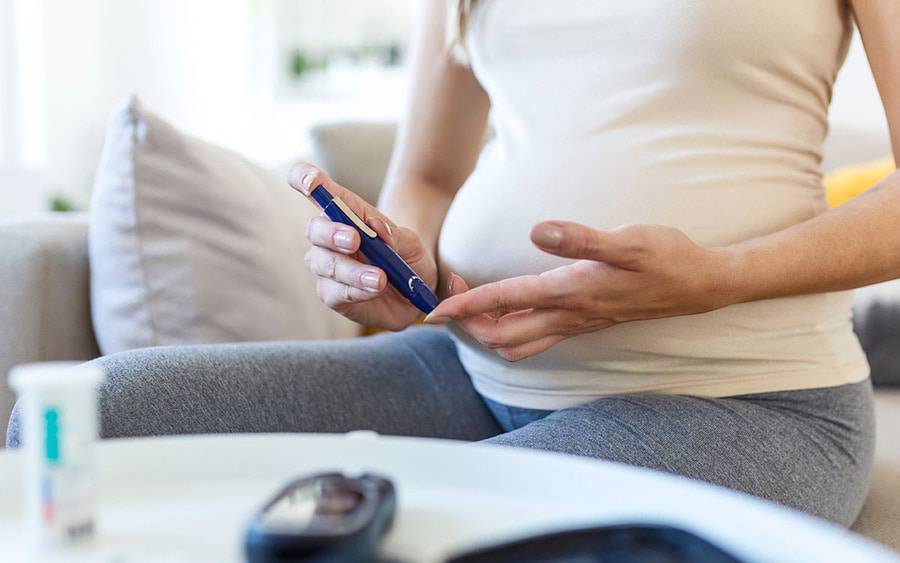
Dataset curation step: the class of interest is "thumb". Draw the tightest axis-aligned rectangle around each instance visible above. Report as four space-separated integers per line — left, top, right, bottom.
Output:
365 216 395 246
531 221 638 267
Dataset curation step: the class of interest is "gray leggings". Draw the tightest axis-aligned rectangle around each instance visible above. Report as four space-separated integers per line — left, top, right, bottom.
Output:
6 327 874 526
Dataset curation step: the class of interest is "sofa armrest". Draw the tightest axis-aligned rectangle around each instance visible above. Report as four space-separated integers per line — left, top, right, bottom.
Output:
0 213 99 442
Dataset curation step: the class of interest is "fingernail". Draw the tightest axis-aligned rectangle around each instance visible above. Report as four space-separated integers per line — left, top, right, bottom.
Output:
533 225 563 249
367 217 388 240
334 229 355 250
300 171 315 193
361 270 381 291
424 314 449 324
368 217 393 241
448 273 457 294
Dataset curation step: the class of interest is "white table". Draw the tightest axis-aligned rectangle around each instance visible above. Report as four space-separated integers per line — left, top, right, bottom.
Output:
0 432 896 563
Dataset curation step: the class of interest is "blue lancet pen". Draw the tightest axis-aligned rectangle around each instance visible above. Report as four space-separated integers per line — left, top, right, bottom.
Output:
310 185 439 314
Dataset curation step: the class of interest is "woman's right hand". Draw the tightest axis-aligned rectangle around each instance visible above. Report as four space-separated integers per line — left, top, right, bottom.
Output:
288 163 438 331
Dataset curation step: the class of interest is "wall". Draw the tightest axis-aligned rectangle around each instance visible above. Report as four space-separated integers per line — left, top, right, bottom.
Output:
40 0 251 207
832 30 889 134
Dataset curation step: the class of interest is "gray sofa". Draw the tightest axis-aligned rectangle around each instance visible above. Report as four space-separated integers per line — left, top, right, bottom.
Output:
1 123 898 551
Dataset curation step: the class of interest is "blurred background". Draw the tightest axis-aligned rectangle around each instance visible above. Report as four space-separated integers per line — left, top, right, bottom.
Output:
0 0 412 215
0 0 890 216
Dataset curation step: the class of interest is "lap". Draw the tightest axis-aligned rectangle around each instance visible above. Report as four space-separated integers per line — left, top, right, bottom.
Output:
6 327 874 526
7 327 502 446
485 381 875 526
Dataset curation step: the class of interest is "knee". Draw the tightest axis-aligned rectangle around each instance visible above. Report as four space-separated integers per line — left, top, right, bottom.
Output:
92 348 188 439
5 346 228 446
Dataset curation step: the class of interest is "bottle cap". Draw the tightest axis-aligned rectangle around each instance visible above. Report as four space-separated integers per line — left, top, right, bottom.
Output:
10 362 105 394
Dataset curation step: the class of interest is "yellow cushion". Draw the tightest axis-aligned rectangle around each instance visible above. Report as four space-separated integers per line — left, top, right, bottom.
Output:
824 157 895 208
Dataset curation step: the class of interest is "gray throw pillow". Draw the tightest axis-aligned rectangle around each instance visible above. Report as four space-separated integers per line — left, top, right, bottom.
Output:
90 96 358 354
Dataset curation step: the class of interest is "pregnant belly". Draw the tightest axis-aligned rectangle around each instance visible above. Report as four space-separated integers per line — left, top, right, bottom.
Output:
438 139 825 290
434 140 859 380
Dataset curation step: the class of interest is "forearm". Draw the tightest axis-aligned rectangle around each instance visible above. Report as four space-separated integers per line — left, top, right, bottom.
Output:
725 171 900 304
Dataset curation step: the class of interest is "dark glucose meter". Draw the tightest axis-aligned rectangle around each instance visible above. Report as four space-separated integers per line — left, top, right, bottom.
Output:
244 473 396 563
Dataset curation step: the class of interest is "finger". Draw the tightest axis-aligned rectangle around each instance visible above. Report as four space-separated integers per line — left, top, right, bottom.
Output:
531 220 643 268
365 216 395 246
306 216 361 254
452 312 500 348
316 277 383 309
438 273 554 352
496 334 568 363
390 226 431 265
305 247 386 293
425 275 554 322
463 308 578 349
288 162 398 235
437 274 509 337
448 272 470 296
288 161 343 198
423 273 469 324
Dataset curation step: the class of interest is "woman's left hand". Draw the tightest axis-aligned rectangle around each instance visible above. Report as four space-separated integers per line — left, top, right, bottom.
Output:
424 220 741 362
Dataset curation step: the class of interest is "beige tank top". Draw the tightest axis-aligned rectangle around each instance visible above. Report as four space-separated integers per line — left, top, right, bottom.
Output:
437 0 869 409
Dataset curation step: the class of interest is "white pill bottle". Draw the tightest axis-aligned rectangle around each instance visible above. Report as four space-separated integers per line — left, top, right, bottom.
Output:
10 362 105 548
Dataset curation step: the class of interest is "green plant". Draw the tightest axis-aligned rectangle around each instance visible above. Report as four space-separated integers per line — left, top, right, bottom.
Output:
48 194 77 212
287 42 405 81
289 48 326 79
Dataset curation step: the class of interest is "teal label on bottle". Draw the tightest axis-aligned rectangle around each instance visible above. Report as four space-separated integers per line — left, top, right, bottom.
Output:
44 407 60 465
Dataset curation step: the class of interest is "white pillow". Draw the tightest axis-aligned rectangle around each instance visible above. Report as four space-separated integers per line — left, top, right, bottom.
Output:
89 96 358 355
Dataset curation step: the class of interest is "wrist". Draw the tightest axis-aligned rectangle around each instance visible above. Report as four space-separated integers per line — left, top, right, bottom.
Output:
710 246 753 308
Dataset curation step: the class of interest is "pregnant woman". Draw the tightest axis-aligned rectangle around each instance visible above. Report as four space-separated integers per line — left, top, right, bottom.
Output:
12 1 900 525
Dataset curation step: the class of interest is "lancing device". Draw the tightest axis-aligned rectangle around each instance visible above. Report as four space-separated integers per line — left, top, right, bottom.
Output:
310 184 439 314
